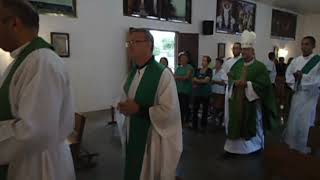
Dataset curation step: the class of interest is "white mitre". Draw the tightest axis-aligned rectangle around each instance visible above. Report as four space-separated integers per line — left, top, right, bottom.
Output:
241 30 256 48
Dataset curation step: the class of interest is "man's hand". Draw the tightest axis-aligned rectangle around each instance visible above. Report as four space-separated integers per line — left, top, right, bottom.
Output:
293 71 303 82
117 99 140 116
235 80 247 88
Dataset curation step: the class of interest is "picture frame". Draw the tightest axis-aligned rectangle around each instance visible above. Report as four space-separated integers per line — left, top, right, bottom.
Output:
216 0 256 34
30 0 77 17
51 32 70 58
123 0 192 24
273 46 279 59
218 43 226 58
271 9 297 40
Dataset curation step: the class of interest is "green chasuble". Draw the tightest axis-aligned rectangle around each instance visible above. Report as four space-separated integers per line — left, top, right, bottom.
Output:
0 37 53 180
123 58 165 180
228 58 278 140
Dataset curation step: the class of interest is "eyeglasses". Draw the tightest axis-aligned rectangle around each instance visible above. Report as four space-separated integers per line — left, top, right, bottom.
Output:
125 40 148 47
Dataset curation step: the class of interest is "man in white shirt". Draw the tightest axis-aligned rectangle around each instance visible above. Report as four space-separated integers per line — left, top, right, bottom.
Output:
265 52 277 85
0 0 75 180
223 42 242 73
222 42 242 134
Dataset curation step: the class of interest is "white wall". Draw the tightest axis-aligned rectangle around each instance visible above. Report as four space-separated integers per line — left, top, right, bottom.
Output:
0 0 305 112
301 14 320 54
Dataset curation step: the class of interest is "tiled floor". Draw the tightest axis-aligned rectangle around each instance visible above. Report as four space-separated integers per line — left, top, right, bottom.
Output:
76 110 272 180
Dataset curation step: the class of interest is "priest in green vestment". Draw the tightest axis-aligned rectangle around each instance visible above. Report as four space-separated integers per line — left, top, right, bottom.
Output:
224 30 278 155
118 28 182 180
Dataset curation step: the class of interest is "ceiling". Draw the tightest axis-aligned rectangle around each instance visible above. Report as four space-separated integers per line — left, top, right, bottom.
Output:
254 0 320 14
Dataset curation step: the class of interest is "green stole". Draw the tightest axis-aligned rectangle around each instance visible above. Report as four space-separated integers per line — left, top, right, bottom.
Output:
228 59 278 140
301 55 320 74
287 55 320 110
0 37 53 180
123 59 165 180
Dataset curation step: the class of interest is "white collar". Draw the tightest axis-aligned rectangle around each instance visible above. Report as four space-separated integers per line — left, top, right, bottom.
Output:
234 55 241 60
302 53 314 60
244 59 255 66
10 42 30 59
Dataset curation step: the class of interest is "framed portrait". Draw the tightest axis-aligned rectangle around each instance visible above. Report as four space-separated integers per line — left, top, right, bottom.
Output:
124 0 159 18
29 0 77 17
165 0 192 23
273 46 279 59
218 43 226 58
271 9 297 40
216 0 256 34
51 32 70 58
123 0 192 24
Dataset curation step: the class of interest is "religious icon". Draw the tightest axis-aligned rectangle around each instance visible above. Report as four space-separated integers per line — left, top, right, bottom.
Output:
271 9 297 40
124 0 192 23
216 0 256 34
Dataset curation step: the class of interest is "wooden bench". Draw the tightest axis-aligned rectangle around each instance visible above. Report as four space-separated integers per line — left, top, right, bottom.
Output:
68 113 98 169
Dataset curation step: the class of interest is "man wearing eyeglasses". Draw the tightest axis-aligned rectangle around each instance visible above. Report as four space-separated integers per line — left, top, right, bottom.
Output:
118 28 182 180
0 0 75 180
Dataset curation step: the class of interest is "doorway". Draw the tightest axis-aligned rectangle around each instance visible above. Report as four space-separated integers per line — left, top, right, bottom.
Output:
150 30 176 72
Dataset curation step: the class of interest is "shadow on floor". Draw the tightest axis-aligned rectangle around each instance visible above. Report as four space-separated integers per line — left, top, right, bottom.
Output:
76 110 275 180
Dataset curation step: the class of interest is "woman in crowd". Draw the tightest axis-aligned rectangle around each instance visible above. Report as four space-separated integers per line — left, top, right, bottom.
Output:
192 56 213 132
174 53 194 125
211 58 227 127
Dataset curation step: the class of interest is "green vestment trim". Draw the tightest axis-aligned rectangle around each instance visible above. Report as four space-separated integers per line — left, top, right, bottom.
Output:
123 58 165 180
0 37 53 180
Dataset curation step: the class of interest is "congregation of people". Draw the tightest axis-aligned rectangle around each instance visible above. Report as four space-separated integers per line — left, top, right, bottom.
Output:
172 32 319 156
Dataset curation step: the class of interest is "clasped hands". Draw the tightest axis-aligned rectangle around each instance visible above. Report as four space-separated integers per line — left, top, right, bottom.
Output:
117 99 140 116
293 71 303 82
234 80 247 88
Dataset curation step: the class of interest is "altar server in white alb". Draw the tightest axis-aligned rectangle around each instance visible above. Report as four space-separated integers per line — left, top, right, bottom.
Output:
118 28 182 180
0 0 75 180
284 36 320 154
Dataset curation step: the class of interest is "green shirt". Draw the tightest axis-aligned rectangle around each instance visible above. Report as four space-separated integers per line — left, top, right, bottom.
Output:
193 68 213 97
175 64 194 95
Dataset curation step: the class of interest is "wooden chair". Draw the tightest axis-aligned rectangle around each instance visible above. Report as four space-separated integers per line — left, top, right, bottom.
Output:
68 113 98 169
68 113 86 161
315 97 320 127
264 127 320 180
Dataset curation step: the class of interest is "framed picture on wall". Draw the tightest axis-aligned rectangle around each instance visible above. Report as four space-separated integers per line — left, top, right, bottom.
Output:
51 32 70 58
273 46 279 58
216 0 256 34
218 43 226 58
164 0 192 23
29 0 77 17
123 0 192 23
271 9 297 40
124 0 159 17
